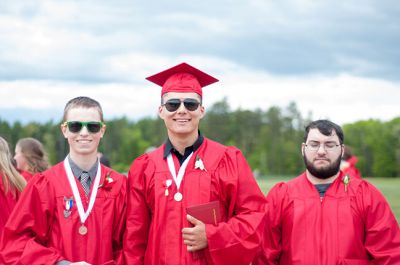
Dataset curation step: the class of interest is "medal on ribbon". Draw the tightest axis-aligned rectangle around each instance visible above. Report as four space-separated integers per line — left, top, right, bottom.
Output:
79 224 88 235
64 156 101 236
174 192 183 201
167 152 193 202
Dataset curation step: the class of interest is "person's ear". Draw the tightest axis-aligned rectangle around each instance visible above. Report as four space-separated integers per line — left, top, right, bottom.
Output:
301 143 306 156
199 105 205 119
100 124 106 138
60 123 68 138
158 105 164 119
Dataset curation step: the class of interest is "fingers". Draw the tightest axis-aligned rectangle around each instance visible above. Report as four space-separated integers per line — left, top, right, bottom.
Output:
181 219 208 252
186 244 199 252
183 236 202 252
181 229 194 249
186 214 200 225
183 238 195 246
182 226 195 239
182 215 203 235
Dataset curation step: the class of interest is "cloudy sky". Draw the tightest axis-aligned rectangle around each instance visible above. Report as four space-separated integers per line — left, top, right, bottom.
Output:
0 0 399 125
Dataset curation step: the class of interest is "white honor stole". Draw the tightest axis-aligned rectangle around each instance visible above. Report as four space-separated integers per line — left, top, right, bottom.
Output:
63 156 101 234
167 152 193 201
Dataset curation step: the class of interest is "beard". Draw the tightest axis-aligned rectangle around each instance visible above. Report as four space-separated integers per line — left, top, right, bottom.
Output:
303 154 341 179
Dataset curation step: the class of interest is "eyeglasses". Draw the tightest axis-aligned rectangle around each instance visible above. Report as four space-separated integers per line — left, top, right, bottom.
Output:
304 141 341 152
162 98 201 112
63 121 104 133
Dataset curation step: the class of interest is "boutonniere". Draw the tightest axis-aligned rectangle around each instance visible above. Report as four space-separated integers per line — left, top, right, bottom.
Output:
342 175 350 192
194 155 207 171
163 179 173 196
99 172 114 190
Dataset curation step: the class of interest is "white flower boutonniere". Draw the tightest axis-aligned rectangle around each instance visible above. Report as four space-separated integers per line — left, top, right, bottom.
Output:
194 155 207 171
343 175 350 192
99 172 114 190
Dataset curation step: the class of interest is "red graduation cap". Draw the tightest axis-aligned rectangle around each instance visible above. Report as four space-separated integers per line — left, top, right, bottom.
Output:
146 62 219 97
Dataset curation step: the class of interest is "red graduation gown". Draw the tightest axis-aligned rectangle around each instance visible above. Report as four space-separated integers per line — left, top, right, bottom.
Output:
0 175 19 237
0 162 127 265
123 138 266 265
19 170 34 182
253 172 400 265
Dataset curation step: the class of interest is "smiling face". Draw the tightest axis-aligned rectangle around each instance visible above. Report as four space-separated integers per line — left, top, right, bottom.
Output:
158 92 205 141
61 107 106 159
302 128 343 180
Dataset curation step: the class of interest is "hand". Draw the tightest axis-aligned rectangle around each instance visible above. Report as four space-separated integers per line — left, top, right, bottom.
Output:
70 262 91 265
182 214 208 252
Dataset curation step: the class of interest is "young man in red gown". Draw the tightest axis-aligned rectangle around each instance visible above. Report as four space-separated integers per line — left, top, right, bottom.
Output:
0 97 126 265
123 62 266 264
253 119 400 265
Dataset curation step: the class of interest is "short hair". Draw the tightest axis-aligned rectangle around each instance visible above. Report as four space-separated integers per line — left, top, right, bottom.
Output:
304 119 344 144
63 96 104 122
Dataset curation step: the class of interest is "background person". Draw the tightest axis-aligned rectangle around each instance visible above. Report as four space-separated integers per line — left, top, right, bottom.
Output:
97 152 111 168
0 136 26 237
340 145 362 179
14 137 50 181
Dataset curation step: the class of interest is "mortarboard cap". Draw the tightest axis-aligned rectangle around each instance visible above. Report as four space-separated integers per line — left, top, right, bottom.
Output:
146 62 219 97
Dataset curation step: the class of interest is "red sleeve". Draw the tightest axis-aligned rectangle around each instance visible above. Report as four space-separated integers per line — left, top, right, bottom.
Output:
253 182 287 265
123 155 152 264
0 173 64 265
357 181 400 264
110 171 127 265
204 148 267 265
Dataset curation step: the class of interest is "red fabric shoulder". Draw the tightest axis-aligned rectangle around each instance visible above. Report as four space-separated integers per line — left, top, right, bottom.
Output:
20 170 34 182
266 181 289 206
267 181 288 197
197 138 228 171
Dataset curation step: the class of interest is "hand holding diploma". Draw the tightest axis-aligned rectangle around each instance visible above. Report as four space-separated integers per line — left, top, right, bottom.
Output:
182 214 208 252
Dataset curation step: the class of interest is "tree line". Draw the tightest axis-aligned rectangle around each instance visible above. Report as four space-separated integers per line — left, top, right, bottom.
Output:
1 99 399 178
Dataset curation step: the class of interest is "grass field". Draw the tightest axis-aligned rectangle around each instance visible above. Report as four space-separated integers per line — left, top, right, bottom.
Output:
257 176 400 223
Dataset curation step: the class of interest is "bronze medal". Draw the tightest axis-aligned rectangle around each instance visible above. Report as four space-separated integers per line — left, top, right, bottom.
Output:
174 192 183 202
79 224 88 235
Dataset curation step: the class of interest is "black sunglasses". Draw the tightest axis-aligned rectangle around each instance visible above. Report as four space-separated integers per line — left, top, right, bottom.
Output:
162 98 201 112
63 121 104 133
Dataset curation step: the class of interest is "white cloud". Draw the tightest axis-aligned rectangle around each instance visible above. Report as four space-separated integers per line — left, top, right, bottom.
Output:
2 62 399 125
0 0 399 125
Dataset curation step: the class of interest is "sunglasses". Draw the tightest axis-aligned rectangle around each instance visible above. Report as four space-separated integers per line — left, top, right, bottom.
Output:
162 98 201 112
63 121 104 133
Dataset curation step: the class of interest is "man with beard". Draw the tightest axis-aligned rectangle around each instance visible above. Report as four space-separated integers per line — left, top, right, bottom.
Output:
253 119 400 265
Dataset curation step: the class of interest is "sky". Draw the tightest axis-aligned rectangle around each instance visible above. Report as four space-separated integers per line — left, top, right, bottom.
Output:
0 0 399 126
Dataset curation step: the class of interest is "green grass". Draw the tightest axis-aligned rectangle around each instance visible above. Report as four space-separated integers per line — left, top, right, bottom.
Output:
256 176 400 223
